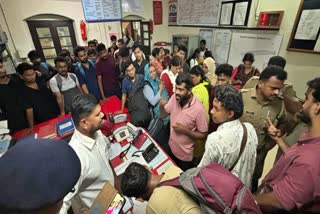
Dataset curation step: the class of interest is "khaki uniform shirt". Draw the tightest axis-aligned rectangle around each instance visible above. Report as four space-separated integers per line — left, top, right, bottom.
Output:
240 88 286 151
147 165 201 214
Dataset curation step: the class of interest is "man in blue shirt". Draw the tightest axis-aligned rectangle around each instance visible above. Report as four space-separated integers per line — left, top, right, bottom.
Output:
119 61 144 113
74 46 101 101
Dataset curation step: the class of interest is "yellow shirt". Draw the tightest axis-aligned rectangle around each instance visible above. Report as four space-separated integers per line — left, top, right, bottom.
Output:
192 81 210 123
147 165 201 214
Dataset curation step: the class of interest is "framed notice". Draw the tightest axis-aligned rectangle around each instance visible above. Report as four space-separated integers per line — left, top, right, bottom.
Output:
81 0 122 23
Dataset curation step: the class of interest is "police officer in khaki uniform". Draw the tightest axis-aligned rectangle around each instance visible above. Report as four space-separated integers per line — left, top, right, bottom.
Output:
241 66 288 192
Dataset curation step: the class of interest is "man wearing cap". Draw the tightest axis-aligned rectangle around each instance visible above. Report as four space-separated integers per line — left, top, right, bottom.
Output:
0 138 81 214
60 94 115 213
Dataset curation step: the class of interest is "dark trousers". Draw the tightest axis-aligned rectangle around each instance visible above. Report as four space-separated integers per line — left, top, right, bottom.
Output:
162 142 195 171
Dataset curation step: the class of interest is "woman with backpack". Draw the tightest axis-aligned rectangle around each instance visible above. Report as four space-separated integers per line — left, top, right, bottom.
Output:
143 63 169 125
231 52 260 89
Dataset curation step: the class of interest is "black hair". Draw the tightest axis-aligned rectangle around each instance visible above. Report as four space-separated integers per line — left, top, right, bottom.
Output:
121 162 149 198
307 78 320 102
189 65 206 83
110 35 117 41
118 47 130 57
71 94 98 126
169 55 182 68
122 60 134 72
164 48 170 55
204 50 213 59
200 39 206 45
0 56 3 64
215 85 244 120
73 46 86 58
242 53 255 63
118 39 125 45
96 43 106 53
54 56 67 65
178 45 188 54
16 62 34 75
151 48 160 57
87 48 97 56
215 64 233 77
88 40 96 46
58 49 71 58
259 66 287 82
176 72 193 90
268 56 286 69
27 50 40 60
132 43 143 52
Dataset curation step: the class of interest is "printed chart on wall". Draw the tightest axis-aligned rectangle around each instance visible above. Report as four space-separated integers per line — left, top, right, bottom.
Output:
228 32 283 70
199 29 213 51
211 29 232 64
177 0 221 25
81 0 122 22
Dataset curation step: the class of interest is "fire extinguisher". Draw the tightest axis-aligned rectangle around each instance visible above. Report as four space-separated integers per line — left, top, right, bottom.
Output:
80 20 87 41
149 20 154 34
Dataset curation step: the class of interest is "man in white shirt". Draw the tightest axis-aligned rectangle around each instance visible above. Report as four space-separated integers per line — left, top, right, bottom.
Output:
198 85 258 189
49 56 82 115
59 94 114 213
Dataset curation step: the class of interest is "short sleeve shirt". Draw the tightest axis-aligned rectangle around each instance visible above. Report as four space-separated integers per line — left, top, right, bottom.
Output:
262 131 320 212
240 88 286 150
164 95 208 161
121 74 145 95
49 73 79 93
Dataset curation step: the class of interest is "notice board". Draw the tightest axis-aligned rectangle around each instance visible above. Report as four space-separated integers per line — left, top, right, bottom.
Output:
287 0 320 54
81 0 122 22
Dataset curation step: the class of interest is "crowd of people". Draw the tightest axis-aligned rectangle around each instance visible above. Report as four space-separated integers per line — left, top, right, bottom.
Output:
0 36 319 214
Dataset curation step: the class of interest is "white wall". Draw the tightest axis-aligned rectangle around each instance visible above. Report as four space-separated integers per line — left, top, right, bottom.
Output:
0 0 169 61
0 0 123 59
167 0 320 98
1 0 319 98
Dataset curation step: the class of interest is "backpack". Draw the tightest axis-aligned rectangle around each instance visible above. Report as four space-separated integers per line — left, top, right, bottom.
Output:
159 163 262 214
127 81 152 128
76 60 95 78
55 74 77 91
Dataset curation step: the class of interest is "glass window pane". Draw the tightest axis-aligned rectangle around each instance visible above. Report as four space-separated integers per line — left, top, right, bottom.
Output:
36 28 51 38
144 40 149 46
61 46 73 54
143 32 149 39
40 38 54 48
143 24 149 31
60 37 72 46
57 27 70 36
46 59 55 66
43 48 56 58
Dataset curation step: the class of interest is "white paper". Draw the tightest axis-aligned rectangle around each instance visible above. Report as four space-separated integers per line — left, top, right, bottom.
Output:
211 30 232 64
228 32 283 69
295 9 320 40
81 0 122 22
177 0 221 25
233 2 248 25
122 0 144 12
314 35 320 51
199 29 213 51
220 3 233 25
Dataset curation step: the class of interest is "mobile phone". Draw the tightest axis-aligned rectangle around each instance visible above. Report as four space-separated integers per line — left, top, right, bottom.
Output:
106 193 126 214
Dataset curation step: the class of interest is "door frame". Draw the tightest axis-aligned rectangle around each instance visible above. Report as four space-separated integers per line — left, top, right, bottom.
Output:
27 20 77 62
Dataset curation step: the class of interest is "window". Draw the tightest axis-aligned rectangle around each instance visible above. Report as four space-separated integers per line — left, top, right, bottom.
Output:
27 20 77 65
